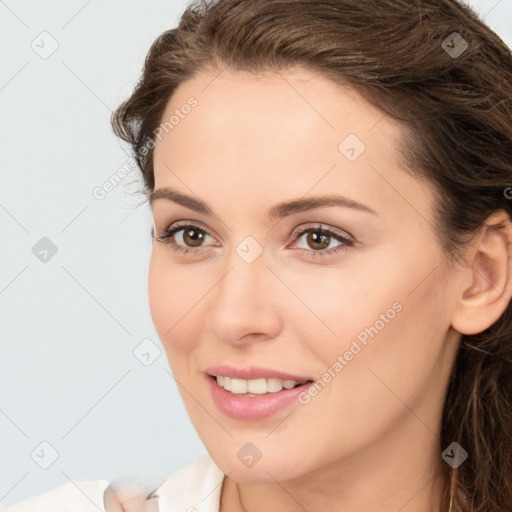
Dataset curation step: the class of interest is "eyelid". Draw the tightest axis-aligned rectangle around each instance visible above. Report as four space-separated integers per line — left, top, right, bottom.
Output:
157 219 219 242
167 218 212 233
289 222 355 243
156 219 354 243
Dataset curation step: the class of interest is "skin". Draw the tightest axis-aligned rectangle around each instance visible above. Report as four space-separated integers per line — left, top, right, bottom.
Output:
145 67 512 512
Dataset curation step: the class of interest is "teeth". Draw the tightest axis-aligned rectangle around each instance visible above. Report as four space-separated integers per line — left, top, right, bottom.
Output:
267 378 283 392
215 376 302 394
247 378 267 394
230 378 247 394
282 380 296 389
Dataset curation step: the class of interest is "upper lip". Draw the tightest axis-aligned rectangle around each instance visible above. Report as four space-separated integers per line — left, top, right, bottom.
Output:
205 365 313 383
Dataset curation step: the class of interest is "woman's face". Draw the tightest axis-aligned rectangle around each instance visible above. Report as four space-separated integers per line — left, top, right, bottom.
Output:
149 67 462 483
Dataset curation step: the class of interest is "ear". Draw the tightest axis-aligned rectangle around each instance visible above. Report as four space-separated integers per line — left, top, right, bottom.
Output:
451 210 512 335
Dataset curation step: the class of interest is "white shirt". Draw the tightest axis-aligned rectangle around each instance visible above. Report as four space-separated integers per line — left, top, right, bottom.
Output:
3 454 225 512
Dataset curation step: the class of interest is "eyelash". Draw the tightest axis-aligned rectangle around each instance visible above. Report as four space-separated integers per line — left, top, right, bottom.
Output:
153 221 356 258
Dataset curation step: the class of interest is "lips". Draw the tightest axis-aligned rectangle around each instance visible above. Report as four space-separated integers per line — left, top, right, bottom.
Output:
205 365 313 382
205 365 315 420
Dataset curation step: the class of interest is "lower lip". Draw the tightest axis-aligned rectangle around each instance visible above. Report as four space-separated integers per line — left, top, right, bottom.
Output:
207 375 312 420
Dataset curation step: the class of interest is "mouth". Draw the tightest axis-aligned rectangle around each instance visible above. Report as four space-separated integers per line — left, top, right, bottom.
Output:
204 365 315 419
208 374 312 397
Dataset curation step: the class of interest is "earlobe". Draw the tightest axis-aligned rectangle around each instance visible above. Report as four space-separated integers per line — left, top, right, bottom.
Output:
451 210 512 336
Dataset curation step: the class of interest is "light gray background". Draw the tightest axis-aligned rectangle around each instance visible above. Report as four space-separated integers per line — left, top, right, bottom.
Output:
0 0 511 508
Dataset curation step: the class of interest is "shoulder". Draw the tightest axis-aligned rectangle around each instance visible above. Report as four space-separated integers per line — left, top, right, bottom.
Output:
3 479 110 512
156 453 225 511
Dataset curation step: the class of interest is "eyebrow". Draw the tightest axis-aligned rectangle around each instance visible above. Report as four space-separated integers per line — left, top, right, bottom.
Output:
149 187 377 219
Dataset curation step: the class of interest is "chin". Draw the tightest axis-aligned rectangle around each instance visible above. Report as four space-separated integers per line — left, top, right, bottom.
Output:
207 442 310 483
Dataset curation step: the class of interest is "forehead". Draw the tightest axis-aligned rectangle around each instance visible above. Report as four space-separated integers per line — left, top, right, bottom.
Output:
152 67 434 228
154 67 403 172
157 66 400 152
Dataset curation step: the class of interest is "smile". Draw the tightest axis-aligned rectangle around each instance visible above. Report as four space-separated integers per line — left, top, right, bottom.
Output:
215 376 305 396
206 370 314 420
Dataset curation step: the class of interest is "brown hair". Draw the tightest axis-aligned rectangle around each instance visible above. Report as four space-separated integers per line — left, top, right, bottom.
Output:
111 0 512 510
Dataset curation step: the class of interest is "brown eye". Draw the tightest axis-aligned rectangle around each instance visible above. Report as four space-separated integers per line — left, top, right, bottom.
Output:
154 222 215 255
305 230 332 251
181 227 206 247
291 224 355 258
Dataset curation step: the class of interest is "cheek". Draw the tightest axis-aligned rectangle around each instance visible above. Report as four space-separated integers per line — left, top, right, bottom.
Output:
320 273 449 426
274 260 399 365
293 246 450 403
147 252 169 341
148 251 198 358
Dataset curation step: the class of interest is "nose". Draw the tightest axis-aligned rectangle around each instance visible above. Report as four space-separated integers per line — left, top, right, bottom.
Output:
207 246 282 346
